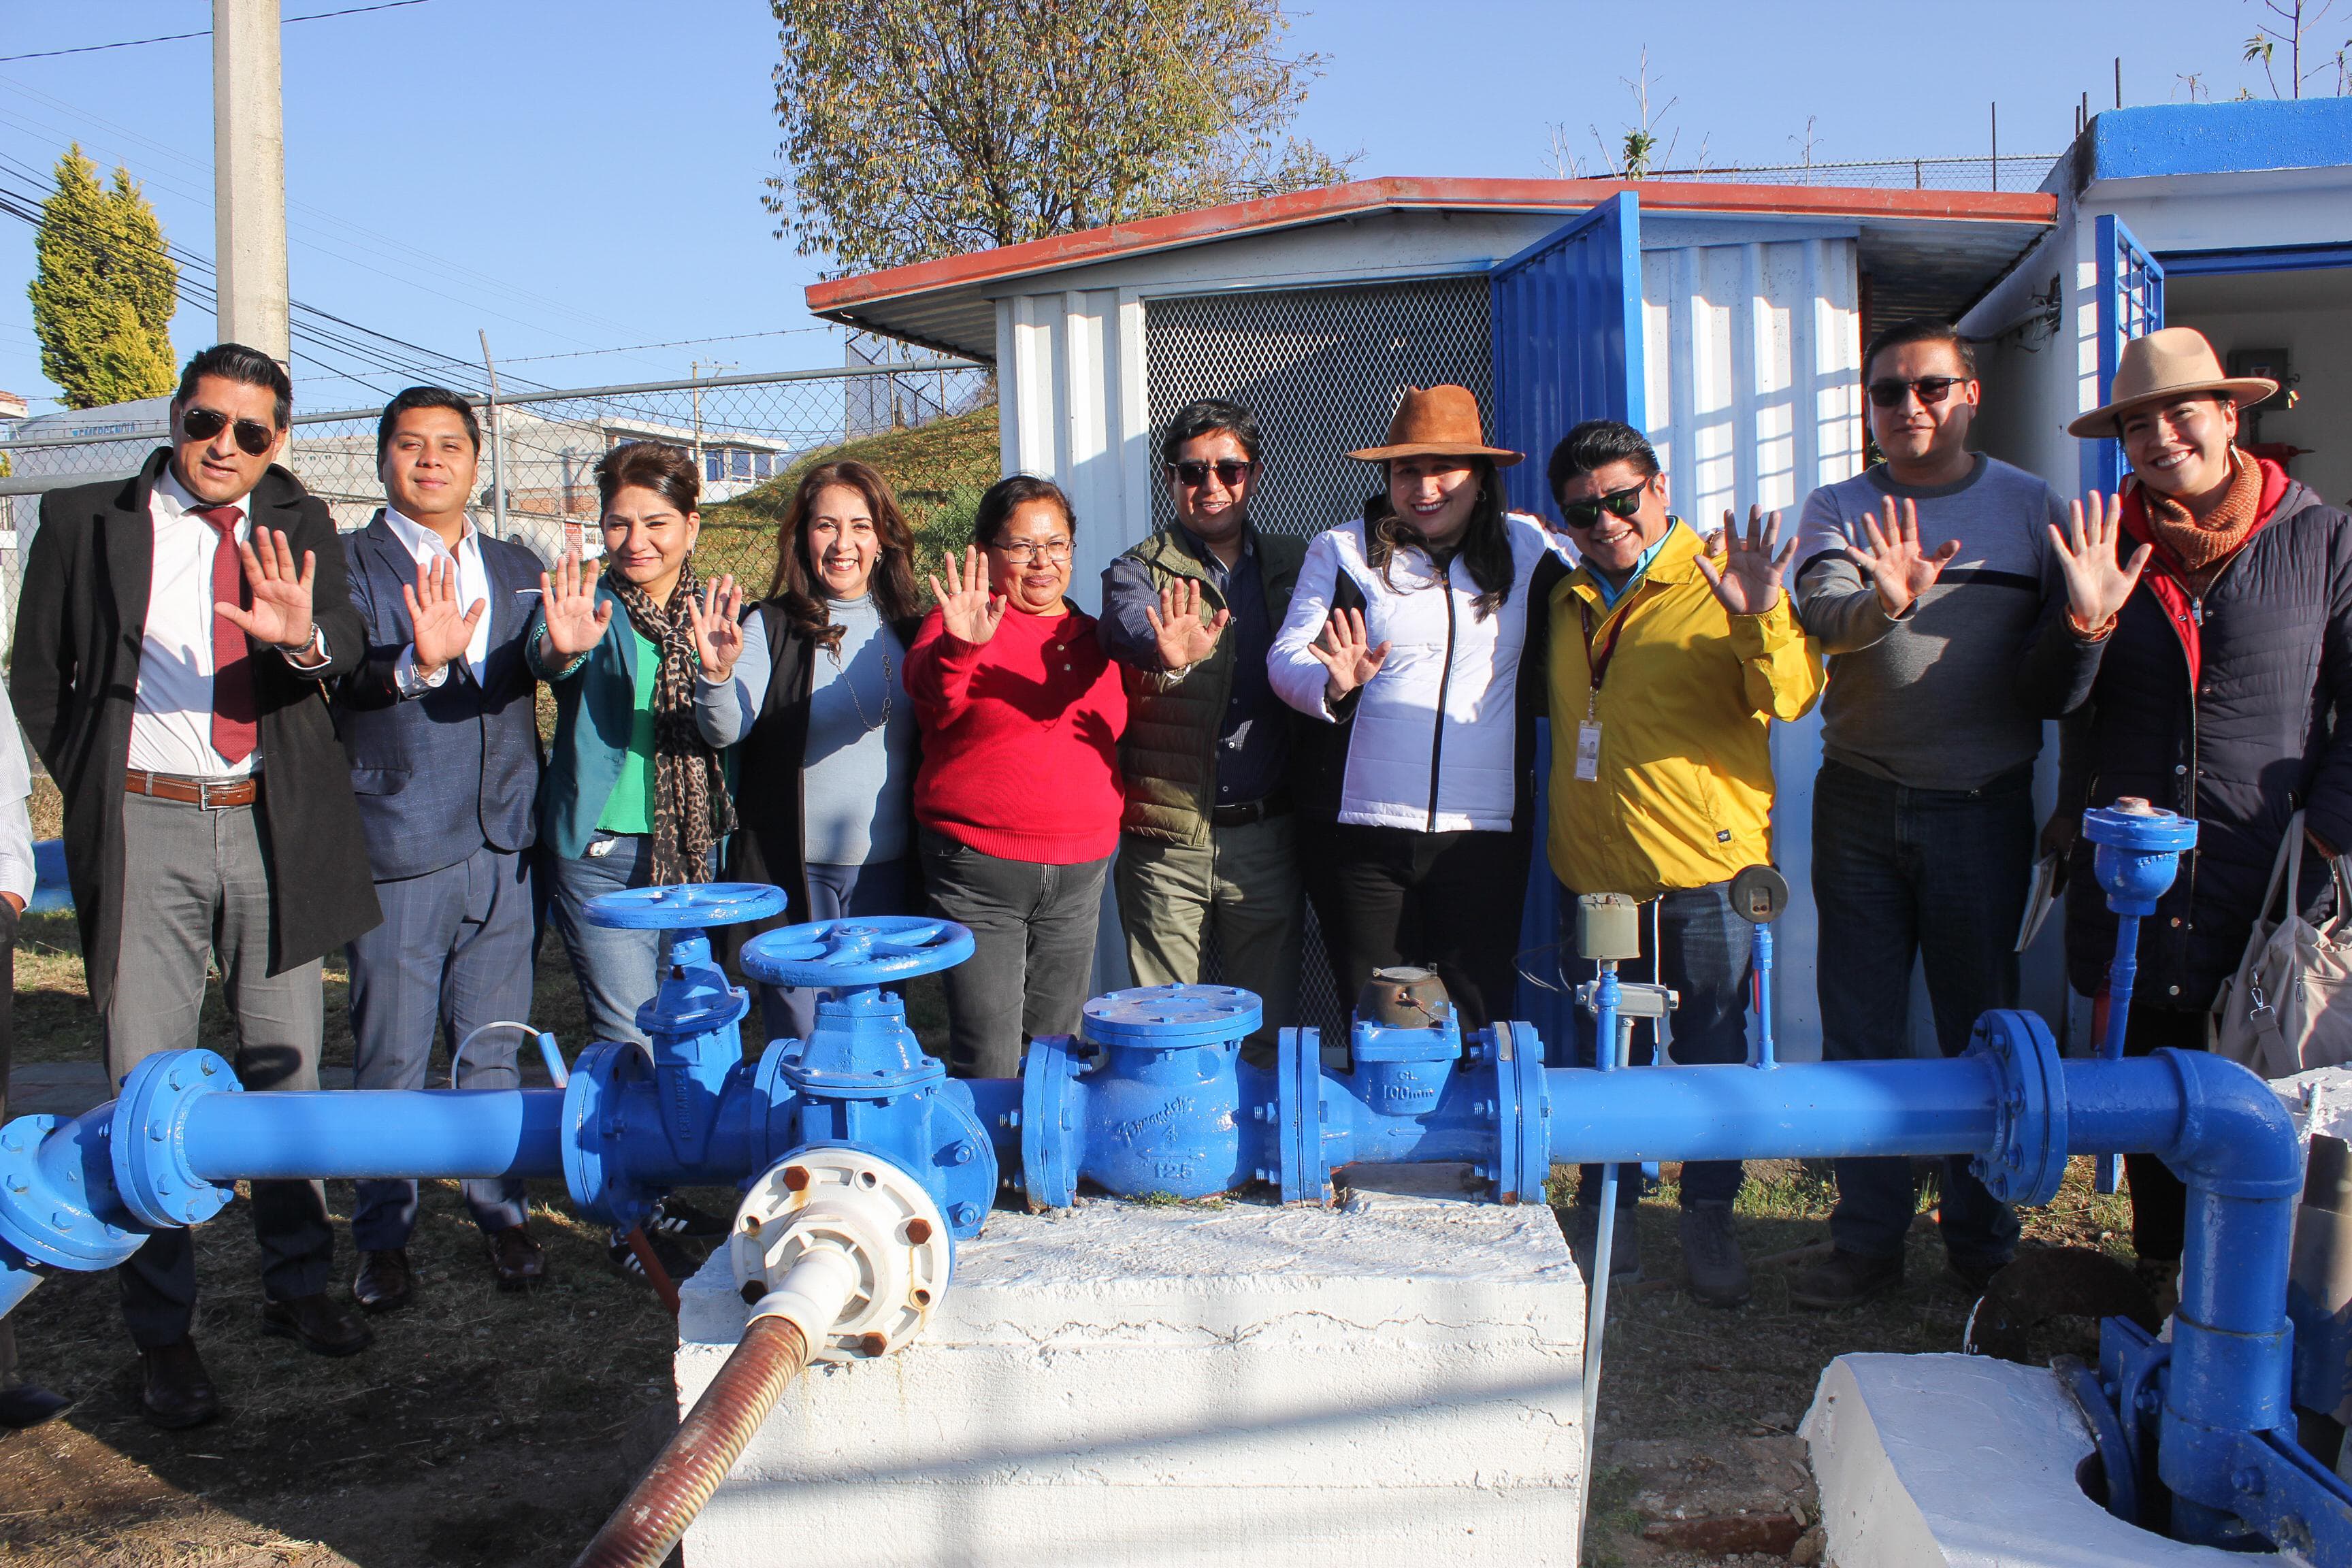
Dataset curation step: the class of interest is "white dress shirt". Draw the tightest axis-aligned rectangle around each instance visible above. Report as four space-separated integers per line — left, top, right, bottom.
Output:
0 684 36 908
382 506 491 693
129 467 263 779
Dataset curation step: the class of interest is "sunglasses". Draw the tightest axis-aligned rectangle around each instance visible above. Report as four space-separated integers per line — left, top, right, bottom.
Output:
1865 376 1969 409
1166 459 1253 489
181 407 278 457
1556 478 1648 530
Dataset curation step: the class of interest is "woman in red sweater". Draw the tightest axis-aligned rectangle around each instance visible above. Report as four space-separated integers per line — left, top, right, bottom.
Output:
906 475 1128 1077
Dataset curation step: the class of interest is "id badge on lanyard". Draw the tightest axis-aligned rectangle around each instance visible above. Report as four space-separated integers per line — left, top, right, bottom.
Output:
1576 599 1633 783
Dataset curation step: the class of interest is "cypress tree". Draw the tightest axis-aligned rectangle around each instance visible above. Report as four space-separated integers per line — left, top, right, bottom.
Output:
28 146 178 410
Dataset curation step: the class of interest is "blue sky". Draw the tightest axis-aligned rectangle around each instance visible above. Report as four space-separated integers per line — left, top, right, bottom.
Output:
0 0 2303 414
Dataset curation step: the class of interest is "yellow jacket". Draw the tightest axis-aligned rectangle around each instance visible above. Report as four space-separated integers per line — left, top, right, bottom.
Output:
1546 522 1824 902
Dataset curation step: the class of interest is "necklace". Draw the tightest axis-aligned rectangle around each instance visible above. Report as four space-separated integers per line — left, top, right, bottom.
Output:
830 640 891 732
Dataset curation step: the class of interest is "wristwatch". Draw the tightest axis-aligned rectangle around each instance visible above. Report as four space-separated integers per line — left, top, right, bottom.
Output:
282 625 325 662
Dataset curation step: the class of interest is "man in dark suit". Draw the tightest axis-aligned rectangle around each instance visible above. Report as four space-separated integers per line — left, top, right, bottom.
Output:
12 342 383 1428
336 386 548 1308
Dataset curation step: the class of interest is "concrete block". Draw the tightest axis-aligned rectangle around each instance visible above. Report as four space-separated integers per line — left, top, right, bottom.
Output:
677 1177 1585 1567
1803 1353 2287 1566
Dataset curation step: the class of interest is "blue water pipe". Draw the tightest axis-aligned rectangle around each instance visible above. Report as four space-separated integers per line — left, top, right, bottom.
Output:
0 805 2347 1558
2085 798 2201 1194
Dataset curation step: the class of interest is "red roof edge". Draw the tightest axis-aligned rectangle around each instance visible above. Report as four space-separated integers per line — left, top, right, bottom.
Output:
803 176 2058 314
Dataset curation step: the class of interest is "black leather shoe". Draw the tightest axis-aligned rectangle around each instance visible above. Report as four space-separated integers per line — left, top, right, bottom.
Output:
486 1225 546 1292
0 1382 73 1429
353 1249 414 1314
1788 1247 1904 1309
259 1292 374 1357
139 1339 219 1429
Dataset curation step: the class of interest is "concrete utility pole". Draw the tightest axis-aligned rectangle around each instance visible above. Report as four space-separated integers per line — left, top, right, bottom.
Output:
213 0 290 364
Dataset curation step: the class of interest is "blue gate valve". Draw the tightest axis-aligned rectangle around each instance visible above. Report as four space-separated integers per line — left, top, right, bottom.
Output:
2083 799 2198 1192
737 916 999 1239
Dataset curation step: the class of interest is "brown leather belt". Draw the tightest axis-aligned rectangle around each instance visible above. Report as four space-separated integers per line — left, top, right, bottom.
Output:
125 768 259 808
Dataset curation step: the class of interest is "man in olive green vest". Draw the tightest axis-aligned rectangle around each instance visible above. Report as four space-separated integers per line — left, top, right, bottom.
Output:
1097 400 1306 1055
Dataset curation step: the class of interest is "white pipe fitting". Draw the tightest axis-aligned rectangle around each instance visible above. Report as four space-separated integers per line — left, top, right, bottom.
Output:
730 1147 953 1363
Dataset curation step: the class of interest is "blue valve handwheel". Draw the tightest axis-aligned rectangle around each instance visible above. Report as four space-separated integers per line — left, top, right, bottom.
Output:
740 917 976 988
583 882 788 930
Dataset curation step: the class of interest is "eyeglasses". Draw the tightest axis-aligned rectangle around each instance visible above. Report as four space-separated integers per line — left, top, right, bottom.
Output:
1556 479 1649 530
181 407 277 457
1166 459 1254 489
990 538 1073 564
1866 376 1969 409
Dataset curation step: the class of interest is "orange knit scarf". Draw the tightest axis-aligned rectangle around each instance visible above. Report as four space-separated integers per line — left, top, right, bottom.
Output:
2145 448 2264 591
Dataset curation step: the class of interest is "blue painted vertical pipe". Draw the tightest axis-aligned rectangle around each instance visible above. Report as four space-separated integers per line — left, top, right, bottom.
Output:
1751 923 1776 1069
2100 914 2142 1065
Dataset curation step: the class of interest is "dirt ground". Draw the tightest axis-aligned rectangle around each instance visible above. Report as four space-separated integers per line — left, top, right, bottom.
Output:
0 766 2143 1565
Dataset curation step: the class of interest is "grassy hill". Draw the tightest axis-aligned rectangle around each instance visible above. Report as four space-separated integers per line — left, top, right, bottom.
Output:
697 402 1000 589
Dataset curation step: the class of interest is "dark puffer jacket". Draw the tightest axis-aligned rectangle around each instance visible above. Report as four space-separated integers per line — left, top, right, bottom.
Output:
2059 466 2352 1007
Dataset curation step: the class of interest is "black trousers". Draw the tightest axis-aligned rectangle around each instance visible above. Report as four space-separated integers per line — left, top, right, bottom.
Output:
2120 1003 2211 1262
1297 817 1530 1032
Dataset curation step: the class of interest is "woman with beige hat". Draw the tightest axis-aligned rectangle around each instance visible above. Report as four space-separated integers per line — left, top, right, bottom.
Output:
1267 384 1560 1030
2049 324 2352 1280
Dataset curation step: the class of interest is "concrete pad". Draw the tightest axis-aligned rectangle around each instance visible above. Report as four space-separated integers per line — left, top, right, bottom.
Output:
677 1181 1586 1567
1803 1353 2286 1567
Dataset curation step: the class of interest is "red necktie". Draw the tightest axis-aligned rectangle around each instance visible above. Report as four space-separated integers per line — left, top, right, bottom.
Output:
194 505 257 764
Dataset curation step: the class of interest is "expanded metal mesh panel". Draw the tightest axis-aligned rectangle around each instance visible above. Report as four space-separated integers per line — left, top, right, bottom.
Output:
1145 280 1496 542
1145 280 1495 1036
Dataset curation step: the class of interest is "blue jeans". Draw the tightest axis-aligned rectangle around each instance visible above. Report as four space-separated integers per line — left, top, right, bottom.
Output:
1812 760 2031 1267
548 832 666 1049
1556 881 1752 1209
348 843 536 1247
756 859 911 1046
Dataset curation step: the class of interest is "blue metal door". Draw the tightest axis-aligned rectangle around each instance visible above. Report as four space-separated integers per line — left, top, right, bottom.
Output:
2087 213 2166 495
1490 190 1646 521
1490 191 1646 1056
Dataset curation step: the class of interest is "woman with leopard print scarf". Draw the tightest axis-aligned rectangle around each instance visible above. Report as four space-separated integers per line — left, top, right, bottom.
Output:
530 440 744 1051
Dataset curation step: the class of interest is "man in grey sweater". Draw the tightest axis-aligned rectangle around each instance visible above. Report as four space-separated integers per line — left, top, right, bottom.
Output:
1786 318 2120 1307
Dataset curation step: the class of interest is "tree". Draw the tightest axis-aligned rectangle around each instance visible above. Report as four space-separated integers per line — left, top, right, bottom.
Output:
2242 0 2351 97
766 0 1356 276
27 146 178 410
1543 49 1705 180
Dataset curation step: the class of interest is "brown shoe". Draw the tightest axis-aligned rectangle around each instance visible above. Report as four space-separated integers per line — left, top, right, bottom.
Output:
139 1339 219 1428
487 1224 546 1292
259 1292 374 1358
353 1249 414 1314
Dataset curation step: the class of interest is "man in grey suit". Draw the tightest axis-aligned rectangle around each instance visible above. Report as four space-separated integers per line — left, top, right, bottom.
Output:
337 387 550 1309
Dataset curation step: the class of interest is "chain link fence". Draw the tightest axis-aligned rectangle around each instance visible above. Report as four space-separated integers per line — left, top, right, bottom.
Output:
1649 153 2066 193
0 359 994 649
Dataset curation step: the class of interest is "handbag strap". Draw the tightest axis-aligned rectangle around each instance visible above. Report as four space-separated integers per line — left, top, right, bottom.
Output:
2259 811 2308 926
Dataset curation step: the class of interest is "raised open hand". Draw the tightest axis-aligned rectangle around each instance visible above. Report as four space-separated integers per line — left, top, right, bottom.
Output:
403 554 487 678
928 546 1006 644
1145 576 1230 670
1845 495 1959 617
216 528 318 652
687 572 745 680
539 549 612 660
1305 607 1390 704
2048 492 2149 635
1696 506 1799 617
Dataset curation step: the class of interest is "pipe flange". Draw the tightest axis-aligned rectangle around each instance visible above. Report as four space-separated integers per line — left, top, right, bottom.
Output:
1276 1026 1330 1203
0 1113 144 1269
927 1079 1000 1239
110 1049 240 1230
730 1145 951 1362
1019 1033 1085 1209
561 1041 657 1231
1486 1022 1550 1205
1965 1008 2069 1207
1081 985 1262 1050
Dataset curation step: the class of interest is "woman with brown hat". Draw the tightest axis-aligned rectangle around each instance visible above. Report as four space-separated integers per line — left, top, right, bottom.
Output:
1268 384 1559 1030
2046 325 2352 1284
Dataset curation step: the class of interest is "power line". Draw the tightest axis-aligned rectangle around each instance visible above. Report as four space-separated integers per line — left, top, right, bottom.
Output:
495 327 842 368
0 2 434 67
